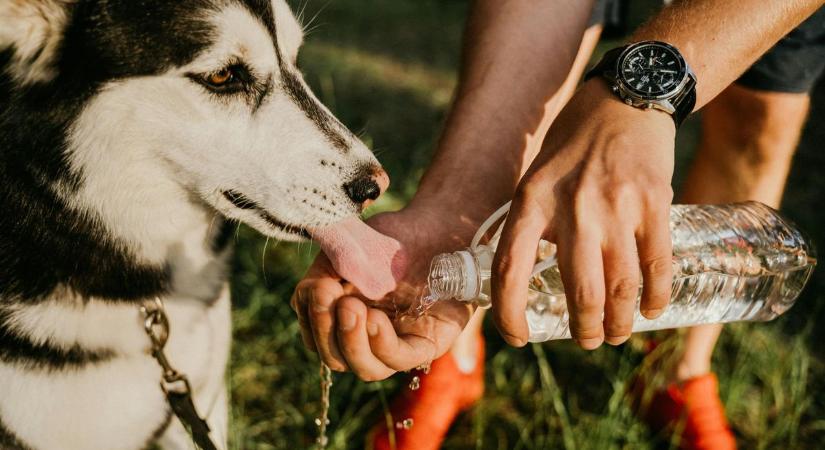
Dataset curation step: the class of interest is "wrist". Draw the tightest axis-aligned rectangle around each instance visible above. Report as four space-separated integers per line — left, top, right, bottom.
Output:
581 78 677 134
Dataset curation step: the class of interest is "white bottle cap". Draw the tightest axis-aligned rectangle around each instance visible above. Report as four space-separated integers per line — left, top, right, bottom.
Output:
455 250 480 300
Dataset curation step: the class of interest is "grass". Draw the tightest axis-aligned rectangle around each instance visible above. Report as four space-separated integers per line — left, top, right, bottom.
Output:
226 1 825 448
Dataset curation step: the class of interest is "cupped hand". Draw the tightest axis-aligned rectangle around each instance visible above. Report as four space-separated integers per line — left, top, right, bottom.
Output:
291 204 478 381
491 79 676 350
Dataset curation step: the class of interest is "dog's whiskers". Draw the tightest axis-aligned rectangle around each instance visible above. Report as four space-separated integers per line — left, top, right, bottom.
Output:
301 0 331 36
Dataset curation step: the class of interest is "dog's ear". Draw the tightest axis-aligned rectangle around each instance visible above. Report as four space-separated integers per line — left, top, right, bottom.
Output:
273 0 304 63
0 0 74 84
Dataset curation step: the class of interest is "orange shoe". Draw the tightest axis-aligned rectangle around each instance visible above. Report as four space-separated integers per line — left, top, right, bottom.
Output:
367 334 485 450
640 373 736 450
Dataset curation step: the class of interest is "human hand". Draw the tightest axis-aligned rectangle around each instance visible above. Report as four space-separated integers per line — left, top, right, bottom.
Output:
291 204 478 380
491 79 676 349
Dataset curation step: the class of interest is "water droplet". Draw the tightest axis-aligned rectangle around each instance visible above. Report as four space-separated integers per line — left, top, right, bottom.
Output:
408 376 420 390
395 418 414 430
416 362 432 375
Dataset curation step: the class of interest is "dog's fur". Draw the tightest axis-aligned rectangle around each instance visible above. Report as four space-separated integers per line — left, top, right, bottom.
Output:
0 1 382 448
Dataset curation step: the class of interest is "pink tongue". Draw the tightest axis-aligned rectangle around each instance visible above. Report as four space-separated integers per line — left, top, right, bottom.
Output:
310 217 405 300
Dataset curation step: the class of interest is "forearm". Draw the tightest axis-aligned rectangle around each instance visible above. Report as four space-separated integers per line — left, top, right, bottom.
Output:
411 0 595 225
633 0 825 107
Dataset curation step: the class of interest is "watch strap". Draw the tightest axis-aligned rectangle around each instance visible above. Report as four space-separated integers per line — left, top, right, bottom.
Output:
671 75 696 127
585 46 626 82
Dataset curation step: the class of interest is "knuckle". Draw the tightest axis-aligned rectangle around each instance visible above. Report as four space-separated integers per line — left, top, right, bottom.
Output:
569 184 594 215
644 182 674 205
643 255 672 278
569 284 601 313
605 181 635 208
514 178 537 200
608 277 639 301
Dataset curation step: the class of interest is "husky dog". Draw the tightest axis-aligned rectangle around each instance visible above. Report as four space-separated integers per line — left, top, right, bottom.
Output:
0 0 387 448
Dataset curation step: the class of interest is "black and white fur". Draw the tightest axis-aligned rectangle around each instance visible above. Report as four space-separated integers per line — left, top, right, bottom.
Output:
0 1 384 448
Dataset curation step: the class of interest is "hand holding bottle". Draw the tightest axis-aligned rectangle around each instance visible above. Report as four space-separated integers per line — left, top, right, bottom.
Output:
492 79 677 350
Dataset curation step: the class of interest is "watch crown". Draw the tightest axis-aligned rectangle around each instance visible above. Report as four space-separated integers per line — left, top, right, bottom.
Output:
611 85 619 93
624 98 633 106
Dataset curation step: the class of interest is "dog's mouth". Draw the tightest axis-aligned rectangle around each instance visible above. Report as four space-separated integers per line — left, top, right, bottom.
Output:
222 190 310 239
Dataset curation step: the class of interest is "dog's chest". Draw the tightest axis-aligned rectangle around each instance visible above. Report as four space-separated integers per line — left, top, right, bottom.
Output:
0 289 231 450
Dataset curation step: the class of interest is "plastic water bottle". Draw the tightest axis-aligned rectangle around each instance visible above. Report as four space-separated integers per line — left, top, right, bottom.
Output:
421 202 816 343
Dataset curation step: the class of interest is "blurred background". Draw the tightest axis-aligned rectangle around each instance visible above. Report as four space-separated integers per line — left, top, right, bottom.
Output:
227 1 825 448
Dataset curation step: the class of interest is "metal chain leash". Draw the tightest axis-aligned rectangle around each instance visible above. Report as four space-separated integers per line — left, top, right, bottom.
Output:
140 298 219 450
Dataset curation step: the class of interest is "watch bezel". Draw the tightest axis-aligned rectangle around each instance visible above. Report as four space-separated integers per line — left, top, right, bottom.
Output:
614 41 690 102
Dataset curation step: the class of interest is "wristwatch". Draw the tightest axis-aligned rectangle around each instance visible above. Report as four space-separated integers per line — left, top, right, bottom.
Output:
585 40 697 128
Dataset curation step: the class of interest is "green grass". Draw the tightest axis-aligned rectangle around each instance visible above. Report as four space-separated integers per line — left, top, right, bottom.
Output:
226 1 825 448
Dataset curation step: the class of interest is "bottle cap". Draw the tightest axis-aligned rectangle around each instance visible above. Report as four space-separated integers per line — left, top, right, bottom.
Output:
455 250 480 300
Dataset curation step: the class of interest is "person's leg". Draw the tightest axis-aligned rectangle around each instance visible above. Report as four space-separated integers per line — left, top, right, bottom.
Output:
675 84 810 382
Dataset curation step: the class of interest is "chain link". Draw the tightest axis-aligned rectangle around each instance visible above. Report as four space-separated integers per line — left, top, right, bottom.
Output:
140 297 192 396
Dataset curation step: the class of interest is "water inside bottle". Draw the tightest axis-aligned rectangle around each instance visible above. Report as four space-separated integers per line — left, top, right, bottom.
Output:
525 240 815 342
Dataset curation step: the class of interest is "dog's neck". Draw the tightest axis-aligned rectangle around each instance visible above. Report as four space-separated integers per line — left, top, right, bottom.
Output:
63 135 234 303
0 131 231 304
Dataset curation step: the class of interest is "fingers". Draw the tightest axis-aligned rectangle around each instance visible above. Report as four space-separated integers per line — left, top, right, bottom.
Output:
491 198 546 347
305 277 350 371
637 207 673 318
366 309 448 371
367 309 438 371
335 297 396 381
290 286 316 352
556 231 606 350
601 229 640 346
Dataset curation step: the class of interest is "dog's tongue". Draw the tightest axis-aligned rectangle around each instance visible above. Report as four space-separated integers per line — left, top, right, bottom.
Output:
310 217 404 300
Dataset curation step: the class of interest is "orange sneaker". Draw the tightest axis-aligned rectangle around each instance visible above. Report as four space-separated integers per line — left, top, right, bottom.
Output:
639 373 736 450
367 334 485 450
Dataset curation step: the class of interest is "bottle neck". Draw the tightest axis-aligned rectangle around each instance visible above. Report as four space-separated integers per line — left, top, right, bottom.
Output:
428 250 480 301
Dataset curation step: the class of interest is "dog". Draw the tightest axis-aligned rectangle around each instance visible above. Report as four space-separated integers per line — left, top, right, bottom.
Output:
0 0 387 448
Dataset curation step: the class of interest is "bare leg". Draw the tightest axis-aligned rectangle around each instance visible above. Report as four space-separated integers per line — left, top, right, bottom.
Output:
449 24 604 369
674 83 810 381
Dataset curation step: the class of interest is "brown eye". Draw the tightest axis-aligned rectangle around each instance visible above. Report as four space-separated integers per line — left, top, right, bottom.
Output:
189 63 250 93
207 68 233 86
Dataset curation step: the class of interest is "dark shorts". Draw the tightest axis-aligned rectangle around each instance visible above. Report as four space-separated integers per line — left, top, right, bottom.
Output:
590 2 825 93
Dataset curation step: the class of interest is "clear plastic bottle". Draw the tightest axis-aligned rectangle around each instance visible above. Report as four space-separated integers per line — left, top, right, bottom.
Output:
422 202 816 342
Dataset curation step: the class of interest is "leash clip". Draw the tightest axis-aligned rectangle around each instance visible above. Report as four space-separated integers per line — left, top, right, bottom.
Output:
140 297 218 450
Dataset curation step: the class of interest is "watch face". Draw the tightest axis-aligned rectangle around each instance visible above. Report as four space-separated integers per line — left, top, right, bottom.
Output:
618 42 687 100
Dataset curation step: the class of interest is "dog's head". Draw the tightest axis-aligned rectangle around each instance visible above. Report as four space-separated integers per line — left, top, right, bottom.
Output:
0 0 387 243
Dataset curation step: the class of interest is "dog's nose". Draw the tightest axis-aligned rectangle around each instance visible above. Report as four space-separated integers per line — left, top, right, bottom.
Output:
344 169 388 206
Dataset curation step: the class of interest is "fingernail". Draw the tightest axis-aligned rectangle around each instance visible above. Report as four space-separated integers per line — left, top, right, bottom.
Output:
577 337 603 350
504 334 526 347
338 309 356 331
604 335 631 346
641 308 664 319
367 321 378 337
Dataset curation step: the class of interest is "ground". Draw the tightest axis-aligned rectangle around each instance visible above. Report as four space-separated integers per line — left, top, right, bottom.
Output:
226 1 825 448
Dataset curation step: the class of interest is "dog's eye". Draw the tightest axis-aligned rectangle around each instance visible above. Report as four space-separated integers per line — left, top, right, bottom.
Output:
207 69 234 86
192 64 251 94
